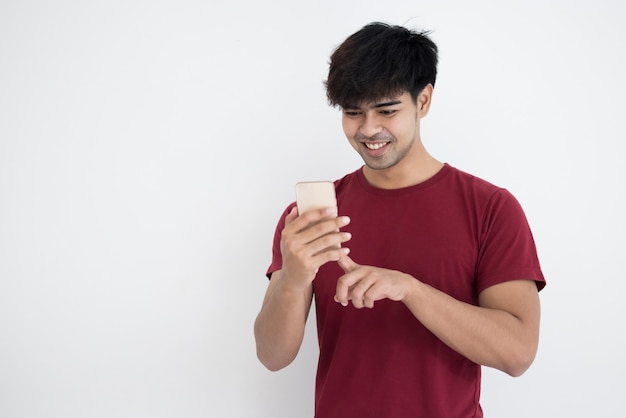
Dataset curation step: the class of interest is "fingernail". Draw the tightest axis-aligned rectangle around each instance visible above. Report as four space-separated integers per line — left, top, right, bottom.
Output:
338 216 350 225
334 296 347 306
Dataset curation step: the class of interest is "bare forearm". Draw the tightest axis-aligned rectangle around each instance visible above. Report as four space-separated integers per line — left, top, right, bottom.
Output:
403 279 540 376
255 207 350 371
254 274 313 371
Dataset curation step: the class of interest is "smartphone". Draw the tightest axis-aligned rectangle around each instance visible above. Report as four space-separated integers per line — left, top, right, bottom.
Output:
295 181 337 214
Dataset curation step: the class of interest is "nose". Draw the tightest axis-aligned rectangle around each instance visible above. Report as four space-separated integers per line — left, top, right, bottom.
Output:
359 113 382 138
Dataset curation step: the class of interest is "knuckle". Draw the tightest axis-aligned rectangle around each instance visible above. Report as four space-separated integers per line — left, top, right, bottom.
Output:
302 210 322 223
319 234 340 249
282 240 297 254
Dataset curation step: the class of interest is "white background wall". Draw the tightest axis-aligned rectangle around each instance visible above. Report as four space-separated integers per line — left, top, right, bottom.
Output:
1 0 624 417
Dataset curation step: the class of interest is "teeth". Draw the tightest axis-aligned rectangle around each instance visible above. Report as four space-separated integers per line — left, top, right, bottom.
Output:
365 142 386 150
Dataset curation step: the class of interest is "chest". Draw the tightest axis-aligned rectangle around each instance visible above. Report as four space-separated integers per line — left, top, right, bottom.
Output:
327 189 483 302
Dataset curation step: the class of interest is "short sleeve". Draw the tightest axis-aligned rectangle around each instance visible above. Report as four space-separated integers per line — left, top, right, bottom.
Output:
265 203 296 279
476 189 546 293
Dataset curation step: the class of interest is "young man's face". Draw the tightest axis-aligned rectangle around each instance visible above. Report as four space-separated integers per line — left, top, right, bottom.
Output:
341 90 427 172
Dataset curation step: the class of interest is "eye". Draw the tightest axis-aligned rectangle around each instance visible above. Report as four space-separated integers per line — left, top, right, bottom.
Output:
379 109 398 116
343 110 363 117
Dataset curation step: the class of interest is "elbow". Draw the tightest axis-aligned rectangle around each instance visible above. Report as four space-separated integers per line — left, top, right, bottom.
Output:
502 345 538 377
504 362 531 378
256 346 295 372
258 357 289 372
257 353 281 372
264 364 284 372
253 321 298 372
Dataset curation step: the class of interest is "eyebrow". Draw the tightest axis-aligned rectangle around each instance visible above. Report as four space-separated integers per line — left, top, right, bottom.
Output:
372 100 402 109
343 99 402 110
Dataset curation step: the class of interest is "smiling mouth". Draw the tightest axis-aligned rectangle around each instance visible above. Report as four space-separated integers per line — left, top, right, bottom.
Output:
363 142 388 150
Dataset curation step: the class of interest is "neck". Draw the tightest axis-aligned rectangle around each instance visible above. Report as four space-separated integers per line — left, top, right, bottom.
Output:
362 152 444 190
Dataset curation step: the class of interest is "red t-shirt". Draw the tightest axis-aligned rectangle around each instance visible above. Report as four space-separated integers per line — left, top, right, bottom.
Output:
267 164 545 418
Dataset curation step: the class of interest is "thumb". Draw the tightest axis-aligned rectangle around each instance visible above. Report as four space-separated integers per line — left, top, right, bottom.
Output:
337 253 358 273
284 206 298 225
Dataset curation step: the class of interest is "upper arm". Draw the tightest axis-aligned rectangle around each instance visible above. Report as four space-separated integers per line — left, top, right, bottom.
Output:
479 279 541 339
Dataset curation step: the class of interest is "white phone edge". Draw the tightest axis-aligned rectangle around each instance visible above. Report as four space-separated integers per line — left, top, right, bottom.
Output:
295 181 337 214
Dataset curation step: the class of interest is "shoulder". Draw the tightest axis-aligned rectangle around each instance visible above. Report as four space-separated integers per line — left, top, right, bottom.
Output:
333 168 363 200
334 168 361 188
442 166 532 232
441 165 518 209
446 165 504 194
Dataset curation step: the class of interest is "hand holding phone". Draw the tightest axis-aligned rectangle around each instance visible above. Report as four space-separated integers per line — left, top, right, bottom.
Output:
295 181 343 251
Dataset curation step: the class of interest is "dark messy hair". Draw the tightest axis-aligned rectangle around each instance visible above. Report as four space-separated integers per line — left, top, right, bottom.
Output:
325 22 438 108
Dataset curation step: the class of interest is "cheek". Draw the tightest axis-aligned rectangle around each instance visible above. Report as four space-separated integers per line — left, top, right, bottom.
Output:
341 118 353 137
342 121 360 147
390 116 418 141
342 121 359 144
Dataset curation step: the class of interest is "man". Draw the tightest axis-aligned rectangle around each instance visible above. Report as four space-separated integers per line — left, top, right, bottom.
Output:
254 22 545 418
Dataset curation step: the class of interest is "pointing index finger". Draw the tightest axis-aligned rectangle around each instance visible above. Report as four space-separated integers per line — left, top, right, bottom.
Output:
338 254 358 273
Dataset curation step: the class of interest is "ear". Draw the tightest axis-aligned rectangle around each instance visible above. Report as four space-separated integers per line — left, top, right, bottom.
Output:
417 84 433 118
